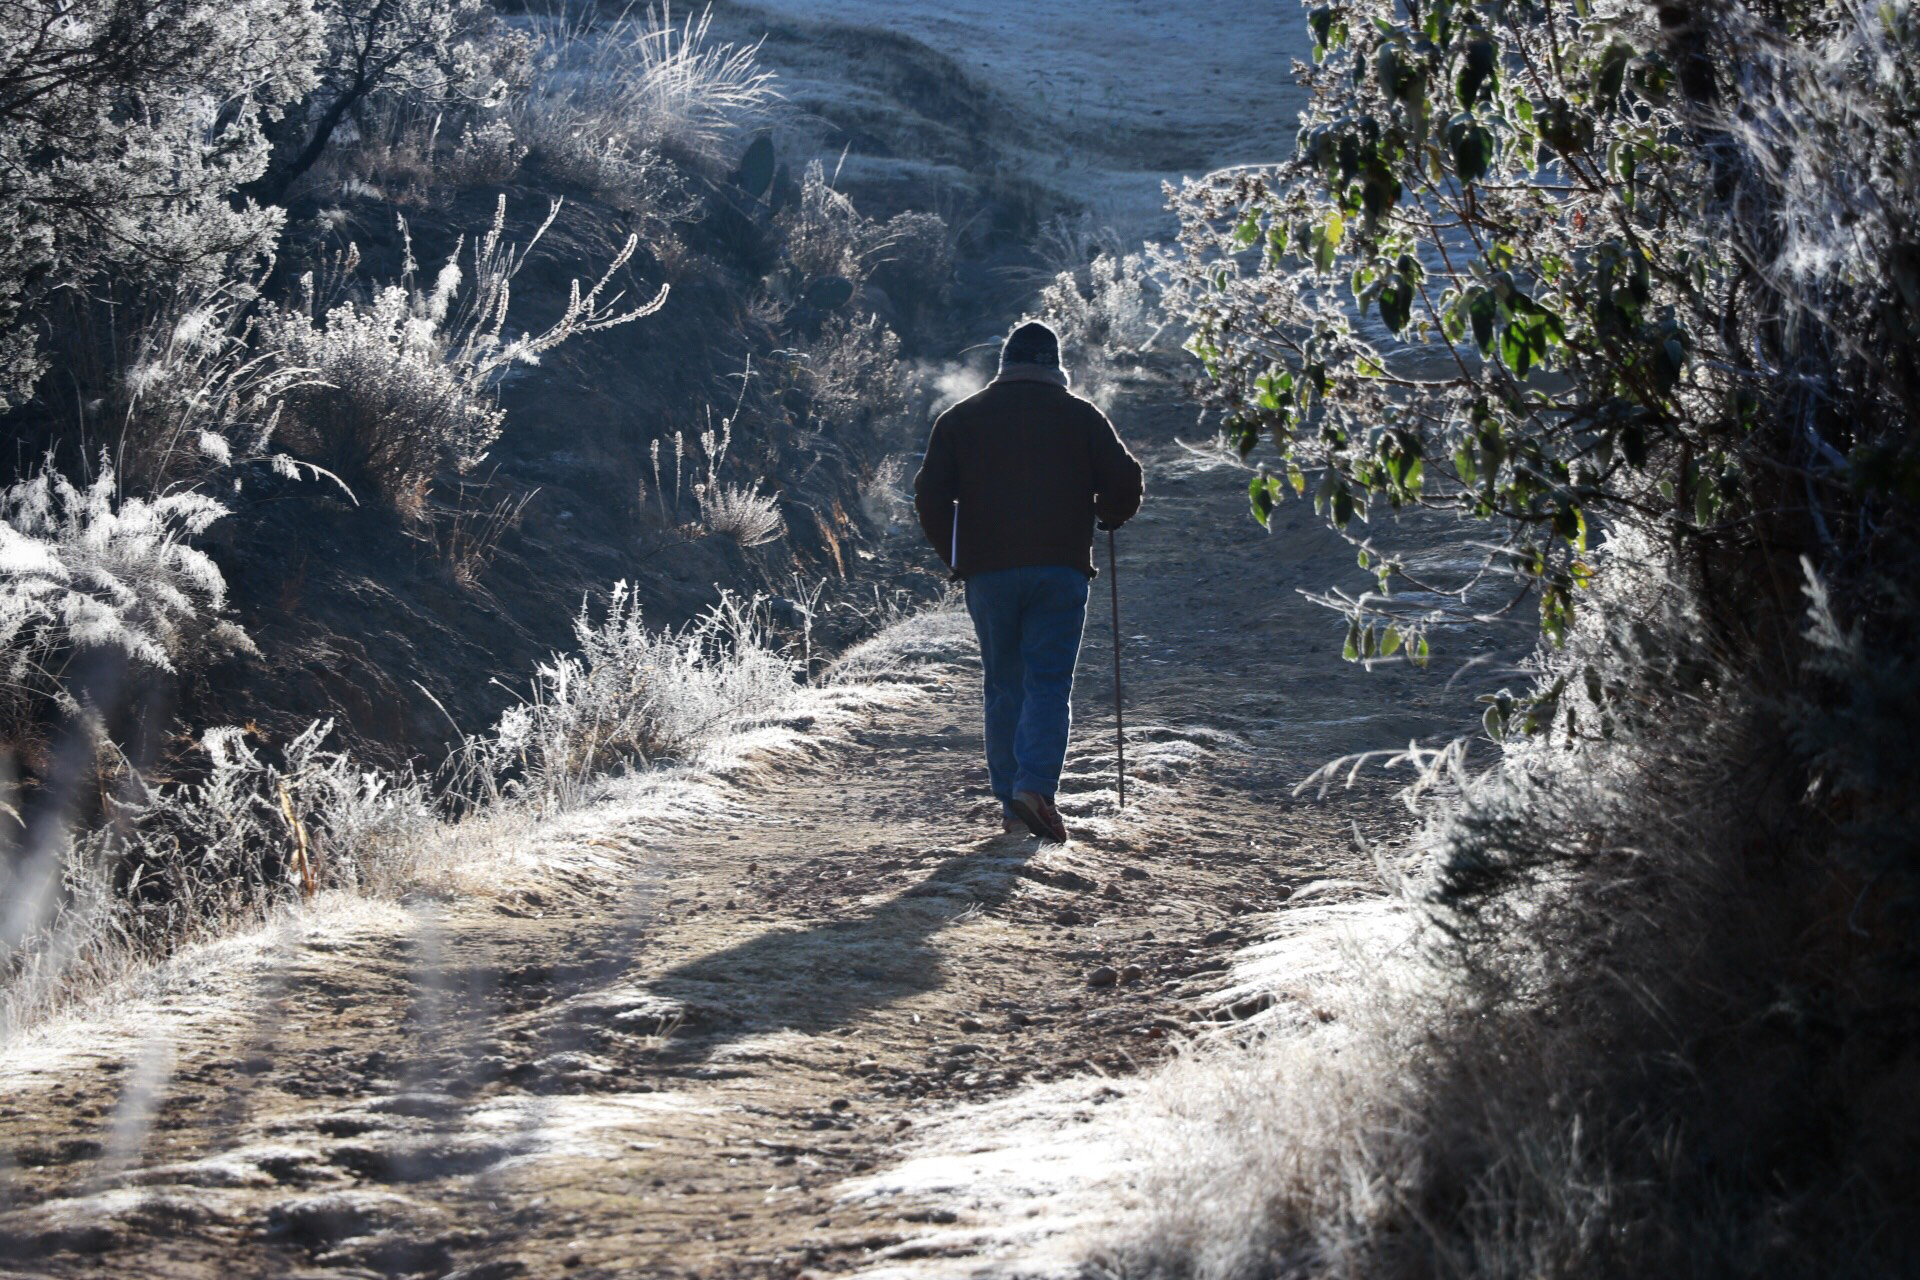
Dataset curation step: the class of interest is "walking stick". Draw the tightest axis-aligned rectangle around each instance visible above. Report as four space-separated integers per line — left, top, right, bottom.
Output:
1107 527 1126 810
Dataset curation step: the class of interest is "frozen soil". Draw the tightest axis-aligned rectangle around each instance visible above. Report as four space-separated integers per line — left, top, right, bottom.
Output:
0 382 1518 1278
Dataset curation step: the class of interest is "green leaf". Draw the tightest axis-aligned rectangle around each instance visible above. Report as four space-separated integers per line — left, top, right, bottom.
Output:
1594 40 1633 107
1375 43 1403 97
1457 37 1497 107
1344 622 1361 662
1454 443 1477 486
1249 472 1283 527
1468 288 1496 353
1381 625 1404 657
1228 419 1259 458
1313 224 1339 274
1309 5 1335 49
1379 276 1414 333
1502 322 1533 378
1446 115 1494 183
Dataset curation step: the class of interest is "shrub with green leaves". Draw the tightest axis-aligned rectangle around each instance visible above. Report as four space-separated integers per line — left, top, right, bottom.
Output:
1165 0 1918 676
1154 2 1920 1268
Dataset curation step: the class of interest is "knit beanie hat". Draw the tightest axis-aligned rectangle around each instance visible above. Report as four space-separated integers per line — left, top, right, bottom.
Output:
1000 320 1061 370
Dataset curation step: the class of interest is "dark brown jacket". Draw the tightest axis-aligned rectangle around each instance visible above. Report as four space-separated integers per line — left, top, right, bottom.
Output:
912 369 1144 579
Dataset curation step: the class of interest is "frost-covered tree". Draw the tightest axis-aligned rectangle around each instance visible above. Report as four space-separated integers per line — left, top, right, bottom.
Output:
1169 0 1919 657
0 0 324 409
1155 0 1920 1267
250 0 514 203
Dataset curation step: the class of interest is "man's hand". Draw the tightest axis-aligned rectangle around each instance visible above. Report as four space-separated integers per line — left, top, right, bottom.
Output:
1097 518 1125 533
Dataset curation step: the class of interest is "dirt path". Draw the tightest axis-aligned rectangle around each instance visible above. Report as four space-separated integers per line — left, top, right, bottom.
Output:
0 385 1507 1278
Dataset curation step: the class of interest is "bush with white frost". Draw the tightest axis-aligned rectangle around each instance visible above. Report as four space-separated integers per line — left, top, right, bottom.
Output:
1123 0 1920 1269
1038 251 1167 372
460 583 797 811
265 198 666 510
791 314 911 433
513 2 776 213
1 464 250 712
0 0 323 408
699 481 786 547
255 0 516 204
692 411 785 547
2 719 436 1033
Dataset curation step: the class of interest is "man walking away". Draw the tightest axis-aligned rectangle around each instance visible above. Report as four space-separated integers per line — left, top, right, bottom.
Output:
912 320 1145 844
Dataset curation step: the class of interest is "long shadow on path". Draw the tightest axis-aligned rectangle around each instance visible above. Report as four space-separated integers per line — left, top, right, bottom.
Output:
643 842 1041 1063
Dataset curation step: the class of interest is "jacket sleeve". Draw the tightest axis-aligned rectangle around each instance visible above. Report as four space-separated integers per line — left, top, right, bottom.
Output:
912 412 959 567
1088 403 1145 528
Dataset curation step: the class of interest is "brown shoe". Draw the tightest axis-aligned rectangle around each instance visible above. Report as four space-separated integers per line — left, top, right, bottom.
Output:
1009 790 1068 844
1002 813 1030 836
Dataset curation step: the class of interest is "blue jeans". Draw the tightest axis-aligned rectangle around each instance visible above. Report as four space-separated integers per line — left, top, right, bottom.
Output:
964 565 1090 810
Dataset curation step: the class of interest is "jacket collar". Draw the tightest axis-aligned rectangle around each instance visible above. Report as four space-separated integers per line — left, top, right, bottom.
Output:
991 363 1072 389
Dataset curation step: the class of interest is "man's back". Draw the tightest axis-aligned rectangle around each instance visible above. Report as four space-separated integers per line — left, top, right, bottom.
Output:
913 375 1143 579
912 318 1142 844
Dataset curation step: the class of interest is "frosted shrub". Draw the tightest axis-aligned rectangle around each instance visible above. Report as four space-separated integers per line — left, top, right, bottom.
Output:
1038 251 1166 363
794 314 911 431
102 281 358 498
302 108 528 205
515 2 777 210
1 721 435 1030
267 272 505 512
643 387 786 547
699 482 785 547
781 162 876 282
690 409 784 547
0 0 323 407
266 198 667 510
858 455 911 535
471 583 797 811
1 463 250 714
448 117 527 188
256 0 517 203
130 721 435 902
1031 212 1126 283
1118 0 1920 1269
778 162 932 287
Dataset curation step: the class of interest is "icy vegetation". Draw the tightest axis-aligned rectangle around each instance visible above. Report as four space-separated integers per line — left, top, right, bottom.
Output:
263 200 667 511
0 0 952 1030
0 467 247 686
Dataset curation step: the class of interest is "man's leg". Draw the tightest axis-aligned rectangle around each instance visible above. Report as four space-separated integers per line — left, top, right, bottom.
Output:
964 569 1025 819
1011 567 1090 801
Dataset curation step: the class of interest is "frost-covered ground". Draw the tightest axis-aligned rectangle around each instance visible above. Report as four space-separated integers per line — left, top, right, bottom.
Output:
739 0 1310 242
